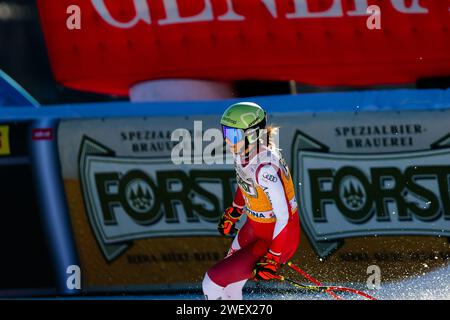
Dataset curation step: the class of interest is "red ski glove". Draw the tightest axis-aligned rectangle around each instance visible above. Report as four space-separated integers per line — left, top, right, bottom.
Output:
253 251 282 281
218 206 242 237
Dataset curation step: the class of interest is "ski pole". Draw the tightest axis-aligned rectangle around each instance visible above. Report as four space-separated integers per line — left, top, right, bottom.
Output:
285 261 377 300
285 261 342 300
279 275 377 300
278 276 342 293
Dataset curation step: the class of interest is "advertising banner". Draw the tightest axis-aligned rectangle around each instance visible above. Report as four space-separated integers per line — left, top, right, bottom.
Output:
59 117 236 289
38 0 450 95
58 101 450 291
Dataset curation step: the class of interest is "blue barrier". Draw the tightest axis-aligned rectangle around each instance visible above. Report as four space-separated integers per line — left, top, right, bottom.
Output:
1 89 450 120
0 71 78 295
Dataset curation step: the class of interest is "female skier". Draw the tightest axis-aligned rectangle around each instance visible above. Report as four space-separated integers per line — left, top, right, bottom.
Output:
202 102 300 300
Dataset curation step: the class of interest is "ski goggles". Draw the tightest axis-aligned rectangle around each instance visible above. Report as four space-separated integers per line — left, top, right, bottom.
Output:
222 126 244 145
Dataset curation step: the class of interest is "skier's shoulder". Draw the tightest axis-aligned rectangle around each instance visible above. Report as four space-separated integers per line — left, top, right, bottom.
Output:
252 146 285 169
251 147 287 183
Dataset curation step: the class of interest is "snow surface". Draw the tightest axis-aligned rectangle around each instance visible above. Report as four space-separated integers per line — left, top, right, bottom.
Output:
159 264 449 300
252 264 450 300
36 265 449 300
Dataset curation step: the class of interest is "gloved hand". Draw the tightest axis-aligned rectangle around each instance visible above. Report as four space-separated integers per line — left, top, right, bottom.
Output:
253 251 282 281
218 206 242 237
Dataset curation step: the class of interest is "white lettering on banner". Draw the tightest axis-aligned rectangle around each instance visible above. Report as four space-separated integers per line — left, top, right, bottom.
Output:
218 0 278 20
390 0 429 14
286 0 344 18
259 0 278 19
91 0 151 28
347 0 371 16
91 0 445 29
217 0 245 21
158 0 214 25
343 0 430 16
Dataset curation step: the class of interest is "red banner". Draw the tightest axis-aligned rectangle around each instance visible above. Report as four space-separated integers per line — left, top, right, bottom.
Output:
37 0 450 96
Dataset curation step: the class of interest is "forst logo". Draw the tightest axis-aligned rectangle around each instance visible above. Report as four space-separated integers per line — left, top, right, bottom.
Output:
79 137 236 261
339 177 366 212
95 168 234 227
292 131 450 258
96 170 160 227
309 166 450 224
126 179 154 214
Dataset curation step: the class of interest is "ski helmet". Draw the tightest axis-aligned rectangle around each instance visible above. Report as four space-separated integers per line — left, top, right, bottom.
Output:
220 102 267 145
220 102 266 129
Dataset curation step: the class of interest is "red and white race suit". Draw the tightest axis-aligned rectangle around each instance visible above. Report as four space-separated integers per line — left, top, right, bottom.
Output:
203 146 300 300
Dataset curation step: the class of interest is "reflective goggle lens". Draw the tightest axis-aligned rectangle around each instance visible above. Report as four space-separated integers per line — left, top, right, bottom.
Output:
222 126 244 144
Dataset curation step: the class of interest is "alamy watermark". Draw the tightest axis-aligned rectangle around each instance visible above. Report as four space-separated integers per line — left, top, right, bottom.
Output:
66 5 81 30
366 5 381 30
66 265 82 290
170 121 280 166
366 265 382 290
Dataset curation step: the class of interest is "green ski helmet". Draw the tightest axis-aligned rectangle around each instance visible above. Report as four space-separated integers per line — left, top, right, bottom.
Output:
220 102 267 145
